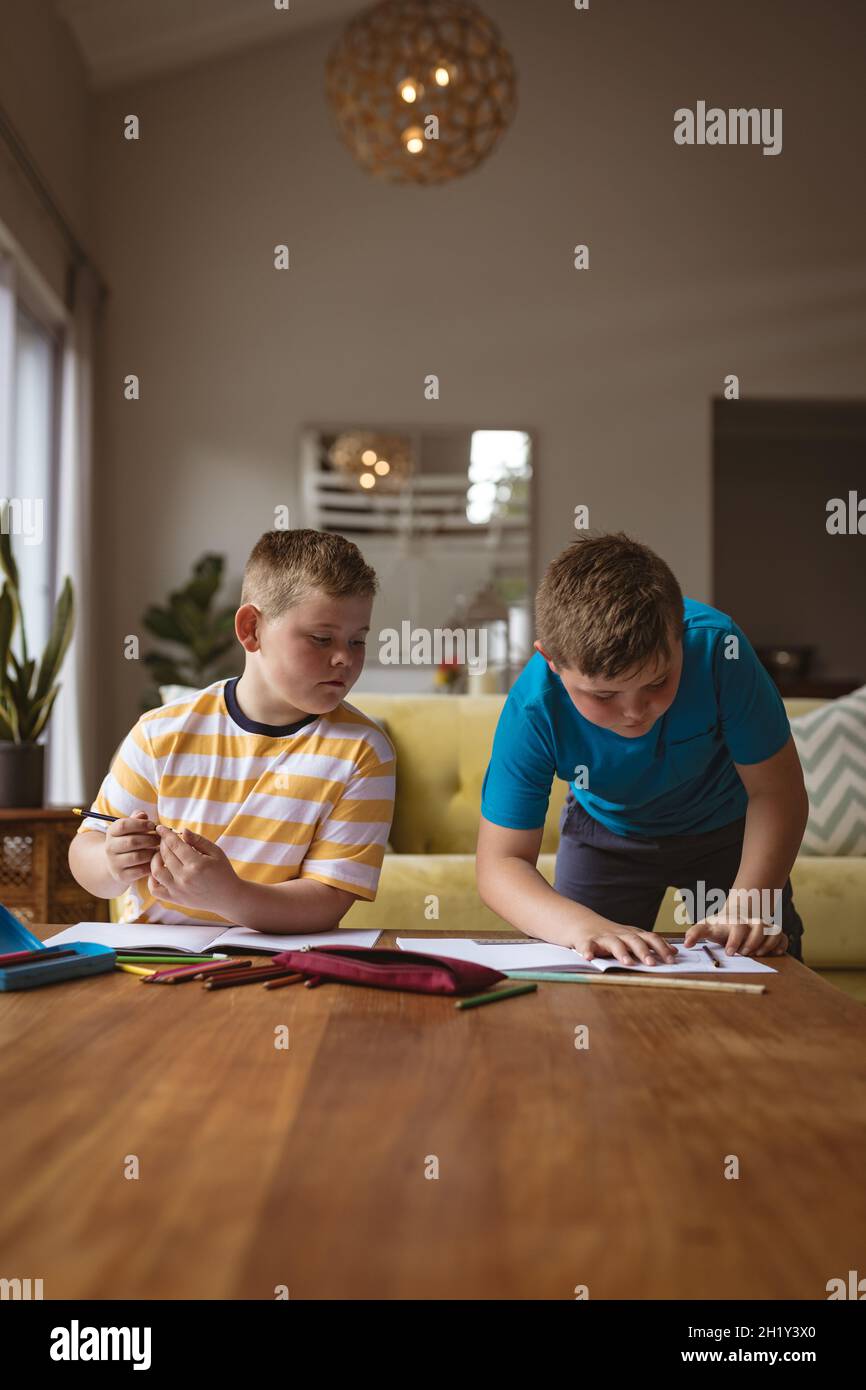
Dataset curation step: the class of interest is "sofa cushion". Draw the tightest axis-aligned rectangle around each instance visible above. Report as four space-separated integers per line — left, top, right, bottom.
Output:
349 693 566 855
791 684 866 855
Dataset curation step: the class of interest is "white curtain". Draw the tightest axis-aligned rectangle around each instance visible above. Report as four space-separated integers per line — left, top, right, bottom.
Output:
45 263 100 805
0 253 14 502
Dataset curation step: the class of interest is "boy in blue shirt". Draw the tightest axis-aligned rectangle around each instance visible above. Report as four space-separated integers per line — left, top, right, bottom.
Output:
476 532 809 966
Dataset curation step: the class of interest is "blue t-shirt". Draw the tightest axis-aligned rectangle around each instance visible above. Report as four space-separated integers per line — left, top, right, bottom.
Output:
480 598 791 837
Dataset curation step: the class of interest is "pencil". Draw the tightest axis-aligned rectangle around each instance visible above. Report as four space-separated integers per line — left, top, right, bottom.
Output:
145 960 253 984
0 947 78 966
200 963 294 981
263 973 305 990
701 942 723 968
115 962 156 978
502 971 766 994
456 982 538 1009
114 954 224 966
73 807 157 825
204 967 305 991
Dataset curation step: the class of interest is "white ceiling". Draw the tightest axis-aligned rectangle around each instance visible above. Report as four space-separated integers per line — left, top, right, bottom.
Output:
55 0 367 90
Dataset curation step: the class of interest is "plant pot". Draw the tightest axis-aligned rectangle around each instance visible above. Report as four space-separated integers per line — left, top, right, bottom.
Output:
0 742 45 808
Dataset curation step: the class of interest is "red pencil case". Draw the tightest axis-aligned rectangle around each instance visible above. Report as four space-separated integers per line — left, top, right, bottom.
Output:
269 945 505 996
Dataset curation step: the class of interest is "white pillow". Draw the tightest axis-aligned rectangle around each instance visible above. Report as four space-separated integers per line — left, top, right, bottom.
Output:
791 685 866 855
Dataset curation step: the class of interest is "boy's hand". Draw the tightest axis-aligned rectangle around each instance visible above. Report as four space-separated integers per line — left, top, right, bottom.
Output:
684 914 789 957
570 923 679 967
148 825 238 910
104 810 160 885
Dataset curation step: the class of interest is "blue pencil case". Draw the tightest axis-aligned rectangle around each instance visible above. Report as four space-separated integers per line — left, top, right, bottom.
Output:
0 902 116 991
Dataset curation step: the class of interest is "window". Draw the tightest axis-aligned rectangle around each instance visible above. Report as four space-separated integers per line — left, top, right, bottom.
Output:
0 295 60 666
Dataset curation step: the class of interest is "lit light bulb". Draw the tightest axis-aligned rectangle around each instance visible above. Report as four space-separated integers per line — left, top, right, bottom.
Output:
402 126 424 154
359 472 376 489
361 449 377 465
374 459 390 475
398 78 419 103
434 66 451 86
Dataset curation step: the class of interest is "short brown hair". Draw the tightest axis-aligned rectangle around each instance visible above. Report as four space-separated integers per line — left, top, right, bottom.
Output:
241 529 378 621
535 532 684 677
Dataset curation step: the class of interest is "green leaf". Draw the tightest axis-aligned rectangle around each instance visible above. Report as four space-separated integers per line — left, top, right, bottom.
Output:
0 501 20 593
170 594 206 643
0 586 14 686
27 685 59 742
0 692 20 742
184 554 224 610
142 605 187 643
33 577 75 706
19 685 55 741
8 651 36 707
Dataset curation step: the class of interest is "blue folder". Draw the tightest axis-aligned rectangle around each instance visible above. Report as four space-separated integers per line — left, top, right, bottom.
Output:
0 903 115 990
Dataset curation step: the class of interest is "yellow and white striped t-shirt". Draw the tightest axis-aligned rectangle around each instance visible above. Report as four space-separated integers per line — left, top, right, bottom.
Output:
76 677 396 925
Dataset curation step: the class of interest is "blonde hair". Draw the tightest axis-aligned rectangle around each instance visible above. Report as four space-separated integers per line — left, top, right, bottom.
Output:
535 532 684 677
241 529 378 621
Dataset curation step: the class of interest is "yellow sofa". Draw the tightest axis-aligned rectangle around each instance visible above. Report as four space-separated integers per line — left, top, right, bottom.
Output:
344 693 866 1004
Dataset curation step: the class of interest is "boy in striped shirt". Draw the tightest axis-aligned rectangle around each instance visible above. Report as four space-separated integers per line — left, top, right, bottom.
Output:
68 530 396 931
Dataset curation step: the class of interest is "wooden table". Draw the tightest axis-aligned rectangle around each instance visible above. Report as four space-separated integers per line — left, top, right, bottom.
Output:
2 927 865 1300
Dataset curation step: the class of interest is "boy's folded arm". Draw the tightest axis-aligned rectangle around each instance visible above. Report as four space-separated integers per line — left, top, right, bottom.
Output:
475 815 605 948
222 874 360 934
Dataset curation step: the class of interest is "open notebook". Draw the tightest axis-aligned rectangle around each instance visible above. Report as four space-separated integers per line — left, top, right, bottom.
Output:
44 923 381 955
395 937 777 976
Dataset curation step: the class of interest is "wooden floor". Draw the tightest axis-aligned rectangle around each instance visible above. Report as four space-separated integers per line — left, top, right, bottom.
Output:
1 928 865 1299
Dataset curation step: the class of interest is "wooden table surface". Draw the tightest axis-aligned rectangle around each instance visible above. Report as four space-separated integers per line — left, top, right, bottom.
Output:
2 927 865 1300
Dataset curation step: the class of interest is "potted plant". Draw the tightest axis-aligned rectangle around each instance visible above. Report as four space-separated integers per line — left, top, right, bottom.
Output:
140 554 240 710
0 503 75 807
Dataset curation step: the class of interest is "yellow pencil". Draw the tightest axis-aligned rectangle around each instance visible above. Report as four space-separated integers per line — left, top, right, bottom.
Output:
115 962 156 978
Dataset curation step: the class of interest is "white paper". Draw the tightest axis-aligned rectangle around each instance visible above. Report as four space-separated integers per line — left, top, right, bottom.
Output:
212 927 381 952
395 936 776 975
45 922 381 954
43 923 221 953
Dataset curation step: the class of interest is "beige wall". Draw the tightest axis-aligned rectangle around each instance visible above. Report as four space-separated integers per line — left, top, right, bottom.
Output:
4 0 865 772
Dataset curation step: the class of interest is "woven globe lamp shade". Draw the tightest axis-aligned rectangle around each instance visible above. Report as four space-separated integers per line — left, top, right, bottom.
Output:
325 0 518 184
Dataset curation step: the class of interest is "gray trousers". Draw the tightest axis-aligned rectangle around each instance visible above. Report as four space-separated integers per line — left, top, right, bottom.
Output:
554 789 804 960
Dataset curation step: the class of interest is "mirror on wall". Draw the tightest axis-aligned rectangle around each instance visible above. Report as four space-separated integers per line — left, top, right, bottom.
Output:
299 425 535 693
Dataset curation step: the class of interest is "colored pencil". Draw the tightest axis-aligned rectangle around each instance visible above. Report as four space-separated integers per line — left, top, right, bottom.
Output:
456 982 538 1010
115 963 156 977
263 973 305 990
0 947 78 966
204 967 304 991
144 960 253 984
201 963 295 982
116 950 229 961
502 970 766 994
